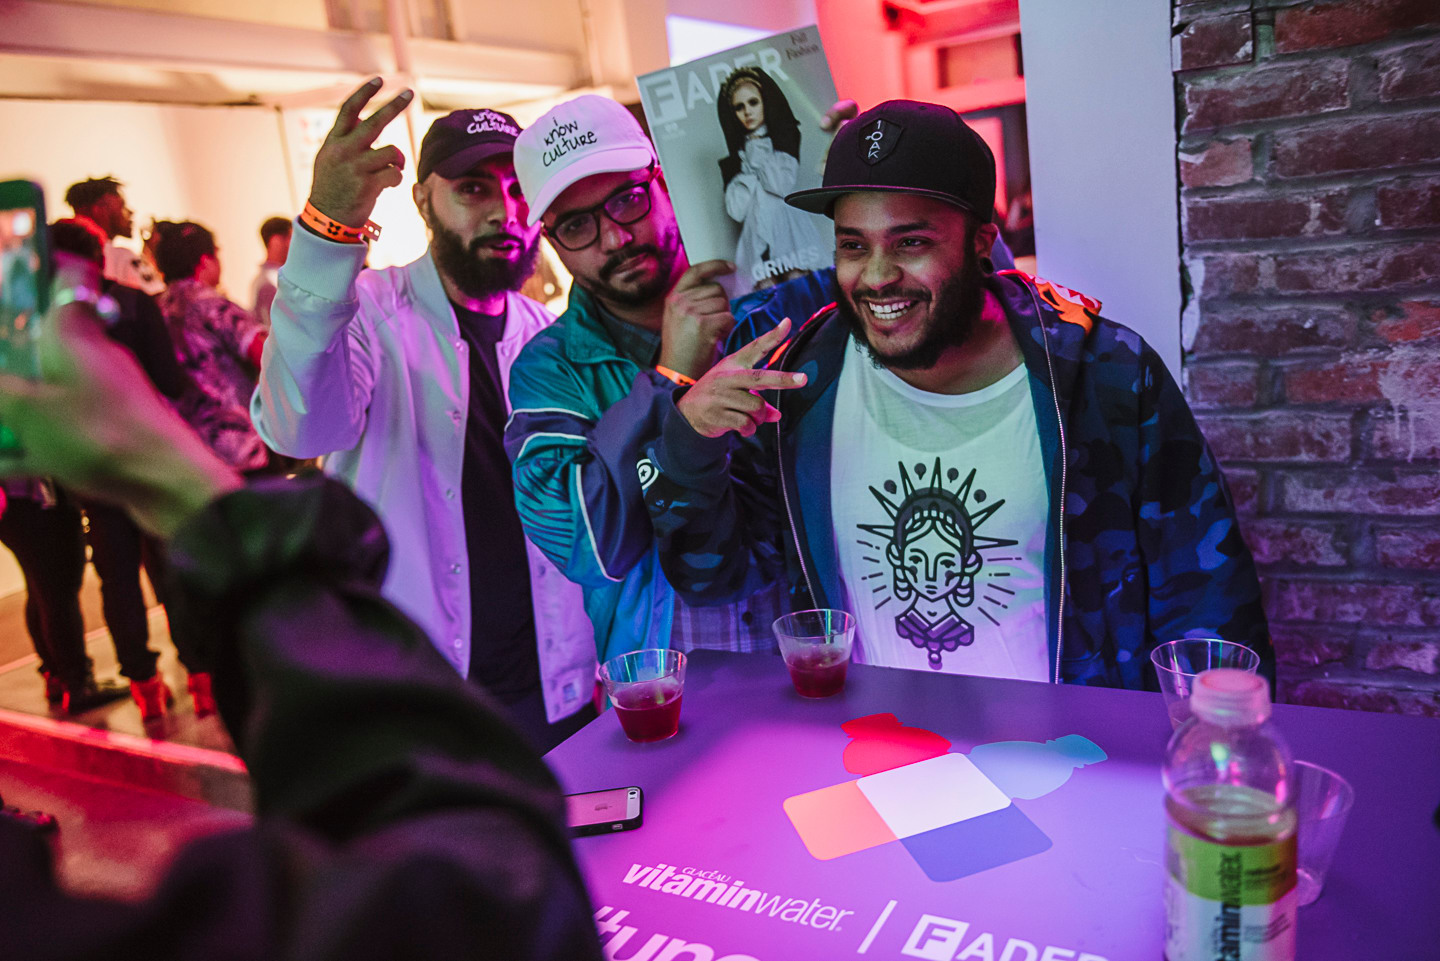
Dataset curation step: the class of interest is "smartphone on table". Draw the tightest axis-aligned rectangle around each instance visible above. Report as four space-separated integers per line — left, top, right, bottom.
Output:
0 179 49 451
565 786 643 837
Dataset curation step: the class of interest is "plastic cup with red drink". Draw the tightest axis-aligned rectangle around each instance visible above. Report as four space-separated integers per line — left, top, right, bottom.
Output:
773 610 855 698
600 649 687 743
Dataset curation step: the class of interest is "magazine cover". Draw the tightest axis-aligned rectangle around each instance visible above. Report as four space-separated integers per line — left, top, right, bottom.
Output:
638 27 838 298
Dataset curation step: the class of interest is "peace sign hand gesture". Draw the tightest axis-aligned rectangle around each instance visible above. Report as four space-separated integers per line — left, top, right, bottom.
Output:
307 78 414 228
675 318 808 439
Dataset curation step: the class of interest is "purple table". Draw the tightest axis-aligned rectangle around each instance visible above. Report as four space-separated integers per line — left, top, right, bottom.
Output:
547 650 1440 961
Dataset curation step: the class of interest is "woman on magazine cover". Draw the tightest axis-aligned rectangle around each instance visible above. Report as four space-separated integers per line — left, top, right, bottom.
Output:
717 67 829 292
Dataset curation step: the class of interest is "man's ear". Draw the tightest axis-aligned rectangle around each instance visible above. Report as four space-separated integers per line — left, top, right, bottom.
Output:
412 179 427 213
974 221 1000 260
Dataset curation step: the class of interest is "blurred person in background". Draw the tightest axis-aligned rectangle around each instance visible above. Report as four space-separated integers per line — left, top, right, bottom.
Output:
48 219 193 720
0 476 129 715
250 216 292 327
151 219 271 714
64 176 164 295
152 220 269 475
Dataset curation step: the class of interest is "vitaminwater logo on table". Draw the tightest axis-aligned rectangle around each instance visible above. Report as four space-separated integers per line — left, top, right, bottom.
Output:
783 714 1107 882
619 862 857 932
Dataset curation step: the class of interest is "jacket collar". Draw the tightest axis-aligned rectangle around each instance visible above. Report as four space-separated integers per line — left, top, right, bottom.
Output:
551 284 641 366
994 271 1093 417
407 249 544 353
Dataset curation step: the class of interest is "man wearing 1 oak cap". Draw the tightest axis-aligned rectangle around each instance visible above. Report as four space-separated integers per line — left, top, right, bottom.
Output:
643 100 1273 690
252 80 594 749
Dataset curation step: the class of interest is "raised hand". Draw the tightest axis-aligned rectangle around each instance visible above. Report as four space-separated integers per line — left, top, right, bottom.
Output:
676 317 807 439
821 99 860 133
658 259 738 381
307 78 414 227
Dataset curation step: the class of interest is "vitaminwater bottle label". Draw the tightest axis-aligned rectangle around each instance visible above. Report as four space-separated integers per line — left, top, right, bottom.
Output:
1164 827 1297 961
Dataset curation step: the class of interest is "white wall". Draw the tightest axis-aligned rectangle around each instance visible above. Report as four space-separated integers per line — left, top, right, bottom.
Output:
0 99 294 301
1017 0 1182 376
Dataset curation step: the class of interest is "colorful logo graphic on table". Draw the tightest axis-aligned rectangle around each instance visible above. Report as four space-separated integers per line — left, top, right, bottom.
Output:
783 714 1107 882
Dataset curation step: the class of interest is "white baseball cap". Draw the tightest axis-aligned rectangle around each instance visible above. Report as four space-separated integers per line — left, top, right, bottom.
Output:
515 95 657 227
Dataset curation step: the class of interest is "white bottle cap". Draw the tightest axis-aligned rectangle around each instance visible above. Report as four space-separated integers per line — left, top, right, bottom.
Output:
1191 668 1270 727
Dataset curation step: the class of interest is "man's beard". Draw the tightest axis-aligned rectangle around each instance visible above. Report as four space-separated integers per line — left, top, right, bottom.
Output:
424 204 539 301
836 251 986 372
582 221 682 308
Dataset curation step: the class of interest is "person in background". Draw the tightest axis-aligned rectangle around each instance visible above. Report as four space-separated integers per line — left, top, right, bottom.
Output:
48 219 195 720
0 254 603 961
152 220 269 475
507 94 787 668
644 100 1272 690
0 477 129 715
64 176 164 296
150 219 271 713
251 80 596 751
249 216 292 327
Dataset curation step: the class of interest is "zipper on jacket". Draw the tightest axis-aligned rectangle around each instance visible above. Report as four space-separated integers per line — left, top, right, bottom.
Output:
774 388 819 608
1023 281 1069 685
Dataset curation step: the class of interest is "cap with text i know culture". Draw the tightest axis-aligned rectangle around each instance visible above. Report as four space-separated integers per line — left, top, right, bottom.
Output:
514 94 658 227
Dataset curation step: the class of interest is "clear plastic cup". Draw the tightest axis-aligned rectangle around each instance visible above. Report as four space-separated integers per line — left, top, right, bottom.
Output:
1293 760 1355 906
1151 638 1262 729
773 610 855 698
600 649 686 743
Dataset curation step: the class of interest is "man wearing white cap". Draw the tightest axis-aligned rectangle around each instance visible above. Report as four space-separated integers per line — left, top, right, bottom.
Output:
505 95 785 665
252 80 595 749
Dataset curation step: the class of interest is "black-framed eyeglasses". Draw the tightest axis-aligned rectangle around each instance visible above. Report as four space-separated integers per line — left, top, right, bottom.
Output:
546 167 659 251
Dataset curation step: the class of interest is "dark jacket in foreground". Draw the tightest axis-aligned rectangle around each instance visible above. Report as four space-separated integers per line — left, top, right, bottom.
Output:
642 270 1273 689
0 476 602 961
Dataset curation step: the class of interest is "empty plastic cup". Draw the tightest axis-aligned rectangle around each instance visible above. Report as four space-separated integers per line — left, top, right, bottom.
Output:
774 610 855 698
1151 638 1262 729
1293 760 1355 906
601 649 686 743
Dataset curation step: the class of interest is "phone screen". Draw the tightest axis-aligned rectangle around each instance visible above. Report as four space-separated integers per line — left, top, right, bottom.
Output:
566 786 642 829
0 201 43 380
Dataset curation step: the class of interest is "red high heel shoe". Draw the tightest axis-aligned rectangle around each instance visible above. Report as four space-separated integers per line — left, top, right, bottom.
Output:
188 672 218 718
130 674 174 722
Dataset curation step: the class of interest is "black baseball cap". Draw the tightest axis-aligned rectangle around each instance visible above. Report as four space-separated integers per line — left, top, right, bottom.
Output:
417 108 522 182
786 100 995 221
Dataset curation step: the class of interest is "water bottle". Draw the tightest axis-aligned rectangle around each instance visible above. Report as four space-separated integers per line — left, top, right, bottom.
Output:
1163 669 1297 961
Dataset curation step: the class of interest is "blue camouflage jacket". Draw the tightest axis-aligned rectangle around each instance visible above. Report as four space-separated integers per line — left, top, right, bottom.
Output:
641 270 1274 690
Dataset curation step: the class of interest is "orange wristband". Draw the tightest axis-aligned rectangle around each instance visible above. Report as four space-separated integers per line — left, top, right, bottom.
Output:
301 201 381 245
655 365 697 387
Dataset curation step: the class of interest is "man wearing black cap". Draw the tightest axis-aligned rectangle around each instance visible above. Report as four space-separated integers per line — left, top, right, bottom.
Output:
252 81 596 749
642 100 1272 691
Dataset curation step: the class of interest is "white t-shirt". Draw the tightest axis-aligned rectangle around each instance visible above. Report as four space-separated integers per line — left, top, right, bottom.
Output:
830 337 1050 681
104 241 164 296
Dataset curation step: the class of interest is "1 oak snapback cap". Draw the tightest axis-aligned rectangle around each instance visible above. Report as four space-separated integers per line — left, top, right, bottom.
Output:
786 100 996 221
514 95 658 227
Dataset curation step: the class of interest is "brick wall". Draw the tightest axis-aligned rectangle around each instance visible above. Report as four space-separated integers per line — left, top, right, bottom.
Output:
1174 0 1440 716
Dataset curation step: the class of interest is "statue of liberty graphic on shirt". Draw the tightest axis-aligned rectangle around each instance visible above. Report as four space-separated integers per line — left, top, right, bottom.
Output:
859 459 1017 669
